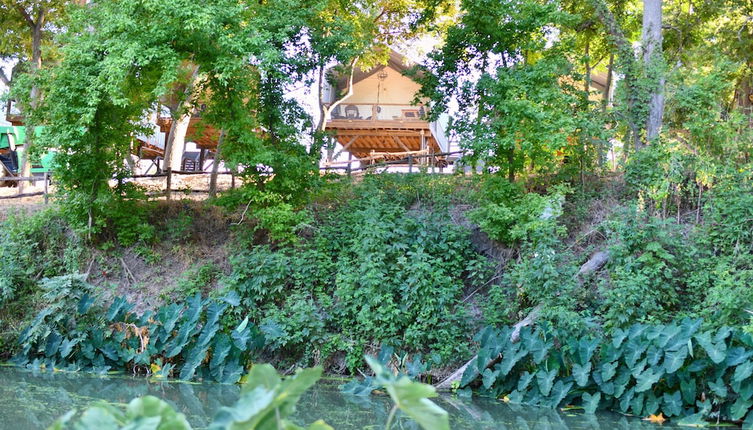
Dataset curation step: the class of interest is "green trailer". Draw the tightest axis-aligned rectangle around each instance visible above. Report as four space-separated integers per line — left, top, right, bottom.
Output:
0 126 54 179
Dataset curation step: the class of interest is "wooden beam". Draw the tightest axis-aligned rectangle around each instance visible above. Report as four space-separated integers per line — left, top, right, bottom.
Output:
330 135 359 162
392 136 410 152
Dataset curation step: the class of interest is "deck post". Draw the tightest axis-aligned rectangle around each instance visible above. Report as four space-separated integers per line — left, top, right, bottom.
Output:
408 155 413 173
43 172 49 204
165 167 172 200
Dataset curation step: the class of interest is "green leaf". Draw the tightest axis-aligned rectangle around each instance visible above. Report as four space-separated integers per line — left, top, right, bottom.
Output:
581 392 600 414
546 380 572 408
677 413 709 427
727 347 753 367
662 390 683 417
499 343 527 376
735 360 753 383
635 367 664 393
708 378 728 398
663 345 689 373
536 368 557 397
125 396 192 429
481 368 499 389
680 377 697 404
730 397 753 421
576 338 600 365
601 361 618 382
525 335 551 364
623 339 648 369
572 362 591 387
517 371 534 391
383 378 449 430
695 331 727 364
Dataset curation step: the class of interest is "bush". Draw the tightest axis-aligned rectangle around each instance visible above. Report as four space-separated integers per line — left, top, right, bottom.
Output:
598 207 690 328
222 174 484 370
0 210 82 305
468 175 569 245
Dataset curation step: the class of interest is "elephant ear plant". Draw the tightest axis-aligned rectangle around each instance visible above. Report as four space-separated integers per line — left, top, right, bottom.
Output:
461 319 753 426
365 356 450 430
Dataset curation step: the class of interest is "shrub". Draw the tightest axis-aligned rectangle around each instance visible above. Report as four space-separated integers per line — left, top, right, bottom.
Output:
468 175 569 245
0 210 82 305
222 174 485 371
598 207 690 328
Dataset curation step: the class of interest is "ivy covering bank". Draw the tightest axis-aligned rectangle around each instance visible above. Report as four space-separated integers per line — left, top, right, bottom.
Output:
462 319 753 426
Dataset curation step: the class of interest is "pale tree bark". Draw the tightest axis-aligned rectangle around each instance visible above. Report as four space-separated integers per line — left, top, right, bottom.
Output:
163 65 200 172
16 6 46 194
642 0 665 144
318 58 358 163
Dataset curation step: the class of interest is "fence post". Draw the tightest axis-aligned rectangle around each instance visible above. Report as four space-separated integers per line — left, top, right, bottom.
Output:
165 167 172 200
43 172 49 204
408 155 413 173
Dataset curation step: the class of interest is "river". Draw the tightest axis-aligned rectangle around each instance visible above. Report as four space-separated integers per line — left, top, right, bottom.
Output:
0 366 715 429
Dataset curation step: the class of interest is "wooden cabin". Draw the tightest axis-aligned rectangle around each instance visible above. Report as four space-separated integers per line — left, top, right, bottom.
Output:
322 50 450 165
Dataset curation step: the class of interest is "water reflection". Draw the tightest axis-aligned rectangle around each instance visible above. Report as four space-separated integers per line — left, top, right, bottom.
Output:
0 367 721 429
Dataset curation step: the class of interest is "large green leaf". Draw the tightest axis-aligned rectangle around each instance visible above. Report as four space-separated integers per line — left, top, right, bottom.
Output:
383 378 449 430
663 345 689 373
730 397 753 421
708 378 728 398
635 367 664 392
517 371 534 391
695 331 727 364
662 390 683 417
601 361 618 382
676 413 709 427
536 368 557 397
572 362 591 387
125 396 192 429
735 360 753 383
546 380 572 408
581 392 600 414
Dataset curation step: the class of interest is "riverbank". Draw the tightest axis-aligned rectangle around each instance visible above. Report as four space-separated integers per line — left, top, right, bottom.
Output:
2 172 753 425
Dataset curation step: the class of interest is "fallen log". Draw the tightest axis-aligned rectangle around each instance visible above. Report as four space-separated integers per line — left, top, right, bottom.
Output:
436 249 610 391
435 306 541 390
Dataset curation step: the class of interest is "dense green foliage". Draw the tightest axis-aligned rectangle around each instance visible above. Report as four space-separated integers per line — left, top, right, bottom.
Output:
461 319 753 426
0 210 82 305
15 274 264 382
223 175 486 371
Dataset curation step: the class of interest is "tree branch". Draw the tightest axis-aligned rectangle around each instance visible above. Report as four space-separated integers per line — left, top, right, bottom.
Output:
0 67 10 87
15 4 35 28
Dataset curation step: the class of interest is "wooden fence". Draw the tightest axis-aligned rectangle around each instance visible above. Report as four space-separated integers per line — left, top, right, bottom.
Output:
320 150 464 176
0 151 467 201
0 169 236 202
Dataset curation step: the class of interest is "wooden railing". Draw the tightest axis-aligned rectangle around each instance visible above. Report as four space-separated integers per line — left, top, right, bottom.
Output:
327 103 429 123
320 150 464 176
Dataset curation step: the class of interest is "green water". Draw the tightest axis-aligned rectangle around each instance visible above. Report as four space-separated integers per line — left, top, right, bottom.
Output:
0 366 716 429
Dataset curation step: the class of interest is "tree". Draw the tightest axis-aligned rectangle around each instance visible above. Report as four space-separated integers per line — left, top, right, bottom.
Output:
0 0 82 192
642 0 664 143
418 0 606 181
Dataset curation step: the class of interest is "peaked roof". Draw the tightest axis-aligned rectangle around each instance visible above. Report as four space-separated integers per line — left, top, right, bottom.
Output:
330 48 421 92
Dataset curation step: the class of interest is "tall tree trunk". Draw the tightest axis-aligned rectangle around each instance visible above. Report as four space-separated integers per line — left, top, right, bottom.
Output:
163 65 200 171
318 58 358 163
735 68 753 128
642 0 665 146
17 8 45 194
603 53 615 111
208 130 226 198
